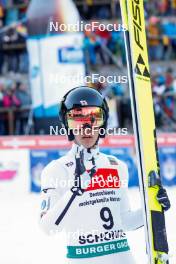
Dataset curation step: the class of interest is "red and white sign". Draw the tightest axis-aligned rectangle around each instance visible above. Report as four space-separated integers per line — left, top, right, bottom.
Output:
0 134 176 150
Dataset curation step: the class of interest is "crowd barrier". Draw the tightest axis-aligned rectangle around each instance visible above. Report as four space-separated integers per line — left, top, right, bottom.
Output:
0 134 176 193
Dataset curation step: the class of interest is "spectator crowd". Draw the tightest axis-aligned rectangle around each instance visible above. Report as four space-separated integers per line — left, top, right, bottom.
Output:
152 67 176 130
0 80 31 135
84 16 176 65
144 0 176 17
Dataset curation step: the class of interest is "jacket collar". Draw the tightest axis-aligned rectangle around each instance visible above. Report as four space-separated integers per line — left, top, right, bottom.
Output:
69 143 100 162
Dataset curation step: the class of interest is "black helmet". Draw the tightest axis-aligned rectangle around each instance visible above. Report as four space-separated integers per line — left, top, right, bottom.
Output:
59 86 109 141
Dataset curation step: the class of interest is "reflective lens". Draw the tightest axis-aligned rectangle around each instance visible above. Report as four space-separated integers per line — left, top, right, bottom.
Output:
66 107 104 129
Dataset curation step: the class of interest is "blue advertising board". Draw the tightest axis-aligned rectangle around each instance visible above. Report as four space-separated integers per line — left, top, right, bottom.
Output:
30 145 176 192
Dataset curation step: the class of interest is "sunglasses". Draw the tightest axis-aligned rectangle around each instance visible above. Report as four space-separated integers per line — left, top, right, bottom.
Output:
66 106 105 129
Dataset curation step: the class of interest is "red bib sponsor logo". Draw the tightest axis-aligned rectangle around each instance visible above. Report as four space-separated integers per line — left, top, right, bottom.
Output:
86 168 120 191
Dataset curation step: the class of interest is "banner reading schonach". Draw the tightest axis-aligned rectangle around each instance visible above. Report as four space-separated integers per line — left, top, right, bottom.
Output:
0 135 175 192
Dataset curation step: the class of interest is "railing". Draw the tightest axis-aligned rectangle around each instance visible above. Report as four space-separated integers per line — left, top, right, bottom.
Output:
0 106 31 135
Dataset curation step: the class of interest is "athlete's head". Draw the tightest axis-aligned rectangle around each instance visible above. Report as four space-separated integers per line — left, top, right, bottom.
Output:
59 86 109 149
73 124 100 149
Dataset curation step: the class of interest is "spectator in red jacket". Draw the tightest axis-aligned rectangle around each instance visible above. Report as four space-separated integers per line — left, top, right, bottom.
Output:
0 83 5 134
165 67 174 88
3 88 21 107
2 87 21 135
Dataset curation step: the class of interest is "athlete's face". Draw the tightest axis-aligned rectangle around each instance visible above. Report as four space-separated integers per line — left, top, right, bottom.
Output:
74 127 99 149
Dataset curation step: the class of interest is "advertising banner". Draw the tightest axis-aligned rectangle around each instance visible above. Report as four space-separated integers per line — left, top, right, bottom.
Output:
27 33 85 117
159 147 176 186
0 135 176 192
30 148 68 192
0 150 30 194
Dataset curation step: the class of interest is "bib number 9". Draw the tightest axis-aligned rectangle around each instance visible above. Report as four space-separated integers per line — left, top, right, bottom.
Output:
100 207 114 230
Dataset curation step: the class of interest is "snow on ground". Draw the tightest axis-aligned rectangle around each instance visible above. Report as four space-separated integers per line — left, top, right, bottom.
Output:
0 187 175 264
